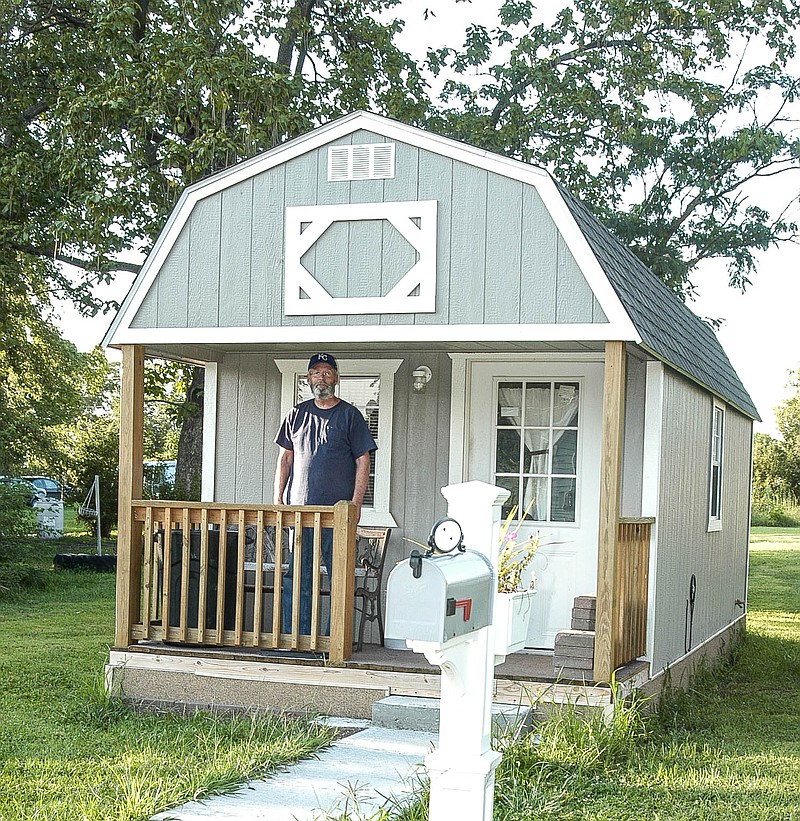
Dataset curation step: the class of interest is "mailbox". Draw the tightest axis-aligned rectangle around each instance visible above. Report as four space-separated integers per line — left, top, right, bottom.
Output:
386 550 494 646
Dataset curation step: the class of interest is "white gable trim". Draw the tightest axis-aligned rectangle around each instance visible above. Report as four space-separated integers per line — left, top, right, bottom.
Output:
104 111 638 346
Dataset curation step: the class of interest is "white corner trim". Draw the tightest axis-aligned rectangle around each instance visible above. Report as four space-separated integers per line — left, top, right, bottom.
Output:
447 355 469 485
284 201 437 315
200 362 218 502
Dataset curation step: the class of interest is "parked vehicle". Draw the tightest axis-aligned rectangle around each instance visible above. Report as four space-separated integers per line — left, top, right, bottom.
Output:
21 476 66 501
0 477 46 506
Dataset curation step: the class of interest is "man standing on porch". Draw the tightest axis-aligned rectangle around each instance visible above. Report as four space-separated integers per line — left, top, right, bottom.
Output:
273 353 377 635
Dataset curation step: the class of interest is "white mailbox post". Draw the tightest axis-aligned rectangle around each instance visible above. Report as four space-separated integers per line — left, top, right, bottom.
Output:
386 480 510 821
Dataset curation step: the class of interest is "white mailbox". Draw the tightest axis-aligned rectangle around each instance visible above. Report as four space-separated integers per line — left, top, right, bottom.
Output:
386 549 494 646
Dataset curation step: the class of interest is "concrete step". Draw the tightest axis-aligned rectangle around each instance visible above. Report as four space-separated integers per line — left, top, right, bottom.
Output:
372 695 535 735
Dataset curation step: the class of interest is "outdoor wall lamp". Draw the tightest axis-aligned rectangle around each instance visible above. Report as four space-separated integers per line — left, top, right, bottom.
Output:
412 365 432 393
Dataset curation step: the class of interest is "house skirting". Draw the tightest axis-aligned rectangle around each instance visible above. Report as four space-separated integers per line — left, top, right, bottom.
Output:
637 615 746 703
105 647 619 720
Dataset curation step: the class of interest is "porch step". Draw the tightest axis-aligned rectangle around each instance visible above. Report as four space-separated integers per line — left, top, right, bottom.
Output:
371 695 535 735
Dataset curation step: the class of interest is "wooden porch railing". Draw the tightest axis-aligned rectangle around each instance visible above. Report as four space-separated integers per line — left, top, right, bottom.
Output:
114 499 357 664
611 517 653 670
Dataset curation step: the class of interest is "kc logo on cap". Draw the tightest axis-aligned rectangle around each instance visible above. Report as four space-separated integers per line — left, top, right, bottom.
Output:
308 353 338 371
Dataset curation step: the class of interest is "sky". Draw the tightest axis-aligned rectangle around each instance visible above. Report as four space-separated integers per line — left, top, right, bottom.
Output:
55 0 800 439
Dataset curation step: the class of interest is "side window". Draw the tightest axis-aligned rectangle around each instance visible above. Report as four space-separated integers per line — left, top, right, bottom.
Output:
708 403 725 531
275 359 401 527
493 380 580 523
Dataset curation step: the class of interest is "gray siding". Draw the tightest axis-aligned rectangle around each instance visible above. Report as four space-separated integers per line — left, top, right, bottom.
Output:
132 131 604 330
649 370 751 673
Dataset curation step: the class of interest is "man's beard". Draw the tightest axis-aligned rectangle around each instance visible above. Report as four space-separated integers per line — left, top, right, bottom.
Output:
312 383 336 400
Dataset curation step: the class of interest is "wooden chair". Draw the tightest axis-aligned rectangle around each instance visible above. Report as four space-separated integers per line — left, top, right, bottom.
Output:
353 526 391 651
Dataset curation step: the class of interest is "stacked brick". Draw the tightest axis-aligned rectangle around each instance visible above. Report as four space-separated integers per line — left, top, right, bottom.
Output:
553 595 596 682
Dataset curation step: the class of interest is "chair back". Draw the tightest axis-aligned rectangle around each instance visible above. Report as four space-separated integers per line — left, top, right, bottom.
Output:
354 526 391 580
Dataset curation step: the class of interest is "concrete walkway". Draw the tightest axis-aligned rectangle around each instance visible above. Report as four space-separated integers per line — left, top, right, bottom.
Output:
152 724 437 821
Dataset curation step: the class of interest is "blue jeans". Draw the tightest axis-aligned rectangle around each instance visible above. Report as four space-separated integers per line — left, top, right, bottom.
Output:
281 527 333 635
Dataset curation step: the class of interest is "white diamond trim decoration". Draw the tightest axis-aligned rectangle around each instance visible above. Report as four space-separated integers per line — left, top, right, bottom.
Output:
284 200 438 316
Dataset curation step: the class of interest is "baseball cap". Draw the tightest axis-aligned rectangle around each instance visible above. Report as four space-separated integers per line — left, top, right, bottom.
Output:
308 353 338 371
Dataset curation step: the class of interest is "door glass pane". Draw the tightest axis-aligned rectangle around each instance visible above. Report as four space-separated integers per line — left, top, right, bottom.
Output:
496 429 522 474
552 430 577 475
522 476 548 522
524 382 551 426
554 382 580 426
497 382 523 425
550 478 576 522
494 475 518 520
523 429 550 474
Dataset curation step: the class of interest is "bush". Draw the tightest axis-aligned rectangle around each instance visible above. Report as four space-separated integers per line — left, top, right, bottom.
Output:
0 484 36 554
751 488 800 527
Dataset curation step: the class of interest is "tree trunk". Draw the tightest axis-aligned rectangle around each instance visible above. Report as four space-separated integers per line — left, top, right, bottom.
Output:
174 367 204 500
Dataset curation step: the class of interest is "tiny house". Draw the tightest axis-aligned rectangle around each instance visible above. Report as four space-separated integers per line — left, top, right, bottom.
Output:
103 112 756 716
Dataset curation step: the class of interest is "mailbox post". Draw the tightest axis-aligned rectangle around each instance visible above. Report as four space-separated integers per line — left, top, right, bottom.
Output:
386 481 510 821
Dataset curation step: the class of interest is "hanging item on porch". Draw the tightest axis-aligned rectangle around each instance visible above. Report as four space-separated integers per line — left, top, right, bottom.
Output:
77 475 102 556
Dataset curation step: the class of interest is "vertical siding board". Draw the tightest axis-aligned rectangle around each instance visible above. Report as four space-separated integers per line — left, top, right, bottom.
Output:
519 186 558 324
415 150 451 327
219 179 254 327
131 286 158 328
346 176 384 326
215 355 241 502
449 162 488 324
555 235 594 323
188 196 222 327
262 361 284 503
250 167 286 327
156 230 190 327
313 136 353 327
484 176 523 324
282 152 320 327
234 354 267 503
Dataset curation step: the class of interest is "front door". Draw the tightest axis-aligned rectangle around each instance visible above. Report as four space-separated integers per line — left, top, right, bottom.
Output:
467 359 603 649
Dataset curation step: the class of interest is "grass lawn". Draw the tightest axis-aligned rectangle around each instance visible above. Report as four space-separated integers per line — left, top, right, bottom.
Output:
0 518 332 821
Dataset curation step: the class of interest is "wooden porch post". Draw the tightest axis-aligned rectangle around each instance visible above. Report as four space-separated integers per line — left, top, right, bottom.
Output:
593 341 626 683
329 500 357 665
115 345 145 648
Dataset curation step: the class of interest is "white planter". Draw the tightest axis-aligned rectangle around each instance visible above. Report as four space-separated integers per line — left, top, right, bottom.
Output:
494 590 536 656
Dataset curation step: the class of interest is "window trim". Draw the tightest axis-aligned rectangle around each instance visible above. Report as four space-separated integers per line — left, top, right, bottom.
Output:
708 400 725 532
275 358 401 528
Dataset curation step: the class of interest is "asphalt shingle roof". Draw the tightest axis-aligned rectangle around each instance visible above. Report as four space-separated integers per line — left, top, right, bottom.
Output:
558 184 759 420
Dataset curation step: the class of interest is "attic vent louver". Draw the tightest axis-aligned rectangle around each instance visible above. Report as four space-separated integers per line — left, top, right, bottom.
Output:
328 143 395 181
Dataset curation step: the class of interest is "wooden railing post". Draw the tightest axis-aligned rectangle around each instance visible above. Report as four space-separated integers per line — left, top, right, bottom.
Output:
115 345 144 648
329 500 357 664
594 341 626 683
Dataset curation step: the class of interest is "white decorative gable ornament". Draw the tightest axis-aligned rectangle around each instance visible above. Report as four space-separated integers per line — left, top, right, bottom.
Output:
284 200 438 315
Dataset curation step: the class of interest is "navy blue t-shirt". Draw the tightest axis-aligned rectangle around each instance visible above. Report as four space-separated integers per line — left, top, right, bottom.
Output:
275 399 377 506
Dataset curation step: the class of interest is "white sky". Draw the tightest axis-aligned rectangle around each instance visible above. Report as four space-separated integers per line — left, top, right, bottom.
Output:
55 0 800 438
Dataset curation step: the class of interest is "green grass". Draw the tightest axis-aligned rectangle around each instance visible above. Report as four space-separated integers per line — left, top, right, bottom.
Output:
0 516 333 821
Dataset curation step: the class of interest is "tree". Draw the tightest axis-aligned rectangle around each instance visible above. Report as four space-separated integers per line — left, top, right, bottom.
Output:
425 0 800 297
1 0 429 484
773 367 800 497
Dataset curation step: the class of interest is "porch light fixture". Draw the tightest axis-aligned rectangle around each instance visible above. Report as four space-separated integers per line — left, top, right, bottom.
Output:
412 366 432 393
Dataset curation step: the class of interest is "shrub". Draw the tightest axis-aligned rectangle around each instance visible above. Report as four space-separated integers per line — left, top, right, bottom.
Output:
0 484 36 555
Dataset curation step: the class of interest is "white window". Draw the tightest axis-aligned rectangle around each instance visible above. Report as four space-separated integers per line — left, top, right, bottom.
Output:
708 402 725 531
493 380 581 523
275 359 401 528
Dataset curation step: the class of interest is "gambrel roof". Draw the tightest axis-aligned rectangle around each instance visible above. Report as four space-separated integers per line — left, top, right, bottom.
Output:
559 187 759 419
104 111 758 419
